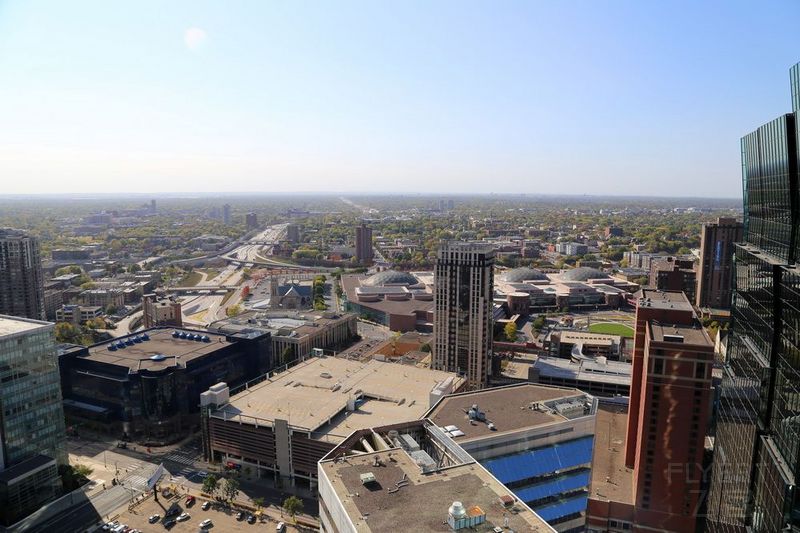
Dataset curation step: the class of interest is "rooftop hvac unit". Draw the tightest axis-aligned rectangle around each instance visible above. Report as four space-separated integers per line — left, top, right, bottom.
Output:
399 433 421 452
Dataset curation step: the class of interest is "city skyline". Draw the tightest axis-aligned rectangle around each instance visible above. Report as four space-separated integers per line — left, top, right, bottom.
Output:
1 1 799 197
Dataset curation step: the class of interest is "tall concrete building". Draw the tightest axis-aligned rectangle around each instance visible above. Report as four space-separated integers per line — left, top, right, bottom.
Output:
355 223 373 265
696 217 743 309
0 228 45 320
706 62 800 533
245 212 258 230
433 242 495 389
587 290 713 532
0 316 67 525
222 203 232 225
286 223 300 243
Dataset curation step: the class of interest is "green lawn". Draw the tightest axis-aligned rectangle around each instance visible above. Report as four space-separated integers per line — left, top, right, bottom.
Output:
180 271 203 287
589 322 634 338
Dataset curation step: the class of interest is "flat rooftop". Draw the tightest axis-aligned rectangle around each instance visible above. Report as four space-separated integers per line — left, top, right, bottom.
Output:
213 357 462 441
0 315 52 337
426 383 587 442
649 322 712 347
341 275 434 316
320 448 552 532
558 331 620 345
638 289 694 312
531 355 632 386
589 401 633 505
78 328 231 371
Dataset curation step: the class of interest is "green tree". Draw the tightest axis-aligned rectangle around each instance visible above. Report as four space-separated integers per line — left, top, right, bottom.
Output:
202 474 218 496
531 315 546 332
283 495 303 520
504 322 518 342
251 496 265 511
226 304 242 317
73 464 93 477
222 477 240 502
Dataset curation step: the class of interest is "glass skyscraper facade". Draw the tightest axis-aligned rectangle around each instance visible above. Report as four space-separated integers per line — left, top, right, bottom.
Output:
706 62 800 532
0 316 66 525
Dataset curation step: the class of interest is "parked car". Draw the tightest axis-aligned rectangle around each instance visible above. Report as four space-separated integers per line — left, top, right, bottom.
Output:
199 519 213 529
201 501 211 511
163 519 176 529
116 441 127 449
236 511 244 521
185 495 195 506
101 522 119 531
247 514 256 524
276 522 286 532
177 513 190 522
148 514 161 524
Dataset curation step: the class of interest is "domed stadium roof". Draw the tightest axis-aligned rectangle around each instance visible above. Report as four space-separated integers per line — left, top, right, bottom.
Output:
560 267 608 282
362 270 419 287
500 267 549 283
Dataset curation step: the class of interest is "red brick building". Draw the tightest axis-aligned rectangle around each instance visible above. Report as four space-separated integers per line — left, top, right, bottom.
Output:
588 290 714 532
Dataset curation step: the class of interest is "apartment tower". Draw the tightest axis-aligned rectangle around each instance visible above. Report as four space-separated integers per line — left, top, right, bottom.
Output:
433 242 495 389
696 217 743 309
0 228 45 320
355 223 374 265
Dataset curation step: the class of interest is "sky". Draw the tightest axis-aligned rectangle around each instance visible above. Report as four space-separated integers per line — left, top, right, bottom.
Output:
0 1 798 198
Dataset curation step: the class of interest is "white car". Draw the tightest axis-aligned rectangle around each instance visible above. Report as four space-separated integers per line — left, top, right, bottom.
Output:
101 522 118 531
177 512 190 522
199 519 213 529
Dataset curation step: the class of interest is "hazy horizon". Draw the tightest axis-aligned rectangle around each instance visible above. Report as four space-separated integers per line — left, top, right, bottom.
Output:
1 1 797 197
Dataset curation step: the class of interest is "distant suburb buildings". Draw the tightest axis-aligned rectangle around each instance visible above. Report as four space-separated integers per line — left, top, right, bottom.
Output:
433 243 495 389
0 316 67 526
0 228 45 320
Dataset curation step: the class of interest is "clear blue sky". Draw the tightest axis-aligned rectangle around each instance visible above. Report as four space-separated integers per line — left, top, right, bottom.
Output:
1 1 798 197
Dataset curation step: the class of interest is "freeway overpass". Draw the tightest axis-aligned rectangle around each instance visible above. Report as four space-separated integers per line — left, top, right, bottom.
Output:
169 285 233 294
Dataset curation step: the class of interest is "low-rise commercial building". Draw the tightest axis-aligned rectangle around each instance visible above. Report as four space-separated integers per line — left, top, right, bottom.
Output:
200 356 463 489
55 304 103 325
318 419 555 533
209 310 357 365
142 293 182 328
426 384 596 532
499 353 632 397
545 331 623 360
58 327 272 444
341 271 433 332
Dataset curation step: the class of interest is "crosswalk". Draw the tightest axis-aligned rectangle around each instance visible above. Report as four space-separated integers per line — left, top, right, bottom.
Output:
163 450 199 466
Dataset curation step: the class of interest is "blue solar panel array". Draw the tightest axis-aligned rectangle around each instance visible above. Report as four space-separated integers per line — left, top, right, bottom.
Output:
482 436 594 485
513 470 591 506
533 494 589 522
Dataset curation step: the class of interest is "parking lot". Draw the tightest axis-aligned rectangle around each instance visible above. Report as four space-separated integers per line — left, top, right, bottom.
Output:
106 494 302 533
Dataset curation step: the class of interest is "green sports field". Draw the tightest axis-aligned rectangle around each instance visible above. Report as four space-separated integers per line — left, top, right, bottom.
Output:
588 322 634 338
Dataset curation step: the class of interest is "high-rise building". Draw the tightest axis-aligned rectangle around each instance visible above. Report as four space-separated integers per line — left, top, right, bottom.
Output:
355 223 373 265
245 212 258 230
649 256 696 303
0 228 45 320
150 198 156 213
222 203 232 225
587 290 713 532
696 217 743 309
706 62 800 533
286 223 300 243
432 242 495 389
0 316 67 525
